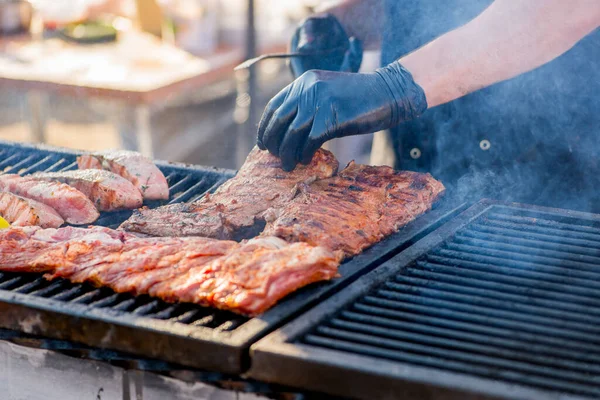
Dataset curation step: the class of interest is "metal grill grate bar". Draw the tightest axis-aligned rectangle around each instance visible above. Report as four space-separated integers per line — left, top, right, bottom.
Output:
335 311 600 364
302 335 600 397
313 325 600 383
346 304 600 356
437 248 600 284
482 216 600 242
466 224 600 252
392 270 600 322
416 260 600 313
362 291 600 344
454 235 600 268
325 319 600 374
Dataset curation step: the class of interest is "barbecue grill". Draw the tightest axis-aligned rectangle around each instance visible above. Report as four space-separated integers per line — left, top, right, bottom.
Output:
250 200 600 400
0 139 463 375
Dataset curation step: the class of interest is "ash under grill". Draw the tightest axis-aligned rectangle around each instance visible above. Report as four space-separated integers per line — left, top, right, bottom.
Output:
0 140 459 374
251 201 600 400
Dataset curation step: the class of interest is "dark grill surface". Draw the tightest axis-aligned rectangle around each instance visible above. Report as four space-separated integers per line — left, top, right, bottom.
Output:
0 140 460 375
250 201 600 400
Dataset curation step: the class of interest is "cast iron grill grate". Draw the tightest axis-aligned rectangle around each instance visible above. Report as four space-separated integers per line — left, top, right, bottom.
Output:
0 142 247 330
298 205 600 398
0 140 462 374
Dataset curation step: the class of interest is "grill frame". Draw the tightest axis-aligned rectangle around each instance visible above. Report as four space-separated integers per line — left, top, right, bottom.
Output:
0 140 464 374
249 199 600 400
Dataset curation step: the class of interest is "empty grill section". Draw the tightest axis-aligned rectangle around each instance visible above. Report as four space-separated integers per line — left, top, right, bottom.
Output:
295 204 600 399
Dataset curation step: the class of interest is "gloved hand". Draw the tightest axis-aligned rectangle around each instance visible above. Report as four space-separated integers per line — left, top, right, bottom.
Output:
289 13 363 78
256 62 428 171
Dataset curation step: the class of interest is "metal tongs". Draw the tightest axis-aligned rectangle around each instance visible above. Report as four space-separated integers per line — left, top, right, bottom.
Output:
234 46 348 71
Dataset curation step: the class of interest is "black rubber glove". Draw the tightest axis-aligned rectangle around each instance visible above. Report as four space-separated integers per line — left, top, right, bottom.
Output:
256 62 428 171
289 13 363 78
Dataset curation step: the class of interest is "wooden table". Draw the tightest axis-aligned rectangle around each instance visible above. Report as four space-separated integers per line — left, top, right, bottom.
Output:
0 30 271 157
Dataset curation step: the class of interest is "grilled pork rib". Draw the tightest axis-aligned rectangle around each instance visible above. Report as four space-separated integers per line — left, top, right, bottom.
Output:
0 174 99 224
263 162 445 258
119 146 339 239
32 169 143 211
0 226 340 316
77 150 169 200
0 192 64 228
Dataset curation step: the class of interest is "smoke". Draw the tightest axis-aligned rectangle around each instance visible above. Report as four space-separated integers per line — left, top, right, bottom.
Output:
380 0 600 214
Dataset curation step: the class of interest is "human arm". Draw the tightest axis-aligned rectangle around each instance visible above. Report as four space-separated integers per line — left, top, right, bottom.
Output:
259 0 600 170
402 0 600 108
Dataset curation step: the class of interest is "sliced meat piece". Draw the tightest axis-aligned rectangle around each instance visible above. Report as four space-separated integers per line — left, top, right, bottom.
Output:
77 150 169 200
0 226 341 316
262 162 445 258
0 174 99 224
32 169 143 211
119 146 339 239
0 192 64 229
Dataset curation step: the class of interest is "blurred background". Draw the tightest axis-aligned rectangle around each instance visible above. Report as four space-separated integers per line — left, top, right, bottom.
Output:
0 0 375 169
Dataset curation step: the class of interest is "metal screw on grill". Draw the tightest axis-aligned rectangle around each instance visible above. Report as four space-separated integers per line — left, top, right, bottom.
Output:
479 139 491 151
410 148 421 159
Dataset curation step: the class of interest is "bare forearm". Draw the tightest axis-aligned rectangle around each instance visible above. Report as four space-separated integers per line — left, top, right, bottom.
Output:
315 0 383 49
400 0 600 108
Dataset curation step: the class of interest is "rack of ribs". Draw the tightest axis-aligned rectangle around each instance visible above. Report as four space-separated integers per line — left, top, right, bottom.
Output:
0 226 341 316
119 146 339 240
262 162 445 258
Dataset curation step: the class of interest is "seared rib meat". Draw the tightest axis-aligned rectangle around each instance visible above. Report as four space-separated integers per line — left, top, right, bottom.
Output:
77 150 169 200
0 226 341 316
120 146 339 239
0 174 99 224
32 169 143 211
0 192 64 228
150 236 340 314
263 162 445 258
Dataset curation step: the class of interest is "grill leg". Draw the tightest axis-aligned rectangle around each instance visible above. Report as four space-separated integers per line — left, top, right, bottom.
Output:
135 105 154 158
25 91 48 144
235 0 258 167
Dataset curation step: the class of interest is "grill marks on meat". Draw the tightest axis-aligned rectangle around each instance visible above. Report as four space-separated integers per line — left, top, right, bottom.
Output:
0 174 99 224
0 226 341 316
119 147 444 257
120 146 339 239
0 192 64 228
263 162 445 258
77 150 169 200
32 170 143 211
